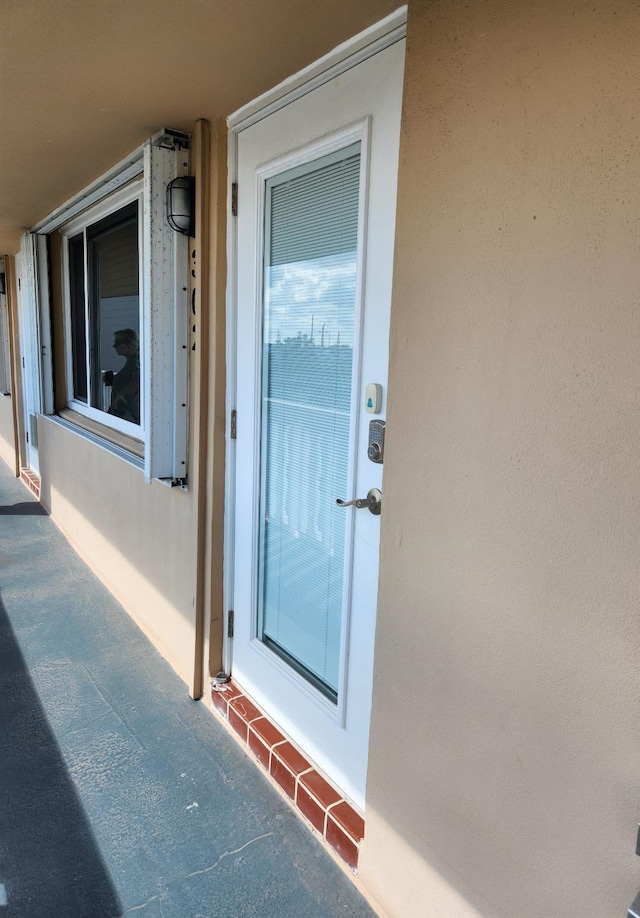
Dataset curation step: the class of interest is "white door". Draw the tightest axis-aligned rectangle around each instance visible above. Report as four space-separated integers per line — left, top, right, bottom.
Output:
229 39 404 808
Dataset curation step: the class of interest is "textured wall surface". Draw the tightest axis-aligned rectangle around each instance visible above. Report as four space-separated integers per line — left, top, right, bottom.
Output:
38 417 198 684
361 2 640 916
0 396 15 471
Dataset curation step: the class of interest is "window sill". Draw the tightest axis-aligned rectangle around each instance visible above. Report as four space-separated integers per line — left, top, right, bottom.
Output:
56 407 145 463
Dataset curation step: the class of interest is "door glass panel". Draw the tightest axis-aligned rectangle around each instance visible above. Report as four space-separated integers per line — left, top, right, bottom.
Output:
258 143 361 702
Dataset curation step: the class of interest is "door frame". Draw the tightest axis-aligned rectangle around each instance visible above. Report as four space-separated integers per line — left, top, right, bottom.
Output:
237 120 372 729
223 6 407 680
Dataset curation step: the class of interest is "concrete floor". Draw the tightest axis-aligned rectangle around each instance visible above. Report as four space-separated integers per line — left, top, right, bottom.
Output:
0 461 376 918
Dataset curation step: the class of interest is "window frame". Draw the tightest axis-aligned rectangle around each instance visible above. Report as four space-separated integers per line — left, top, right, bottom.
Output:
60 180 144 441
0 261 11 396
30 130 190 483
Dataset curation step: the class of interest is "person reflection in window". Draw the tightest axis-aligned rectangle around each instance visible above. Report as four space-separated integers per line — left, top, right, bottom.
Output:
103 328 140 424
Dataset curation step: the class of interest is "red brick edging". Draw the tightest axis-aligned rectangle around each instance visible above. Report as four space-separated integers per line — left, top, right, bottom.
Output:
211 679 365 870
20 468 41 499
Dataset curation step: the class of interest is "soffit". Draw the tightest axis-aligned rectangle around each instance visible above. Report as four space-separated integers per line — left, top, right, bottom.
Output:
0 0 400 253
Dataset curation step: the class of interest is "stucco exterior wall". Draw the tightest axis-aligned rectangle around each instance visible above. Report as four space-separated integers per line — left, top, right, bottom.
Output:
361 2 640 916
0 395 15 471
38 417 198 684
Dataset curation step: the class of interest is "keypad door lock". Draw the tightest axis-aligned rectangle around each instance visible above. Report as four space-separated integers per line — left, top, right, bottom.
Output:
367 419 385 464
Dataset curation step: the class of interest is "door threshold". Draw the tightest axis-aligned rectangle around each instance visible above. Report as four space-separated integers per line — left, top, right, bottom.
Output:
210 678 365 871
20 467 40 499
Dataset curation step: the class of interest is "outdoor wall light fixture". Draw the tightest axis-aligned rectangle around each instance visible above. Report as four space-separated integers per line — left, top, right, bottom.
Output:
166 176 195 237
0 273 5 295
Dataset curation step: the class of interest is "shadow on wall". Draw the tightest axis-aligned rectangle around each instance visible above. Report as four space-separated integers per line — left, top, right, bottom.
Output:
0 593 121 917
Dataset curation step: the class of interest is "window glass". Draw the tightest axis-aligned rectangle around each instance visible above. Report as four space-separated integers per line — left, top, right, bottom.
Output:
0 293 10 395
68 233 87 402
68 200 141 427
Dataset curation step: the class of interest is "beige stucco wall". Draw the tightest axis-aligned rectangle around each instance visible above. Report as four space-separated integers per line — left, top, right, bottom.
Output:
361 2 640 917
33 122 223 696
38 417 198 684
0 395 15 471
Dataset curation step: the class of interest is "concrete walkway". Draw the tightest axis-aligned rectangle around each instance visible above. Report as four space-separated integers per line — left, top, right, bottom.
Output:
0 461 376 918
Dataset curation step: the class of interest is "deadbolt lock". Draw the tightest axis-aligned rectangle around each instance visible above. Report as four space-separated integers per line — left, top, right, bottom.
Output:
368 420 385 464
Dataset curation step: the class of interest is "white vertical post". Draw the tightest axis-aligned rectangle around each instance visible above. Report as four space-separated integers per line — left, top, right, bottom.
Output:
143 138 190 483
17 233 42 471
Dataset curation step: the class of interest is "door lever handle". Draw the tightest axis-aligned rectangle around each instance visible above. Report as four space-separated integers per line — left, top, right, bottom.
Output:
336 496 369 509
336 488 382 515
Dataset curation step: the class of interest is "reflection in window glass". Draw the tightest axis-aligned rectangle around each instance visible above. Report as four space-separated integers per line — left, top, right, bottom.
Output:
258 144 361 702
68 201 141 426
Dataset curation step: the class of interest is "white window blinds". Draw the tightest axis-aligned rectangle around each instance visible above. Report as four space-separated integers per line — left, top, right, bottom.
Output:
257 143 361 701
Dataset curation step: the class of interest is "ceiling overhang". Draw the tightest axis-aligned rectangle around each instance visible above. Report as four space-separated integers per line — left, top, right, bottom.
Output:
0 0 401 253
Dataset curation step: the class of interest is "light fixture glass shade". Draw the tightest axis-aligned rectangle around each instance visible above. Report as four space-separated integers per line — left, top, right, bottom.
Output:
166 176 195 236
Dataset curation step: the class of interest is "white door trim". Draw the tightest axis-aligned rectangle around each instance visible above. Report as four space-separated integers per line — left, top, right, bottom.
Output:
224 8 407 679
227 7 407 133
